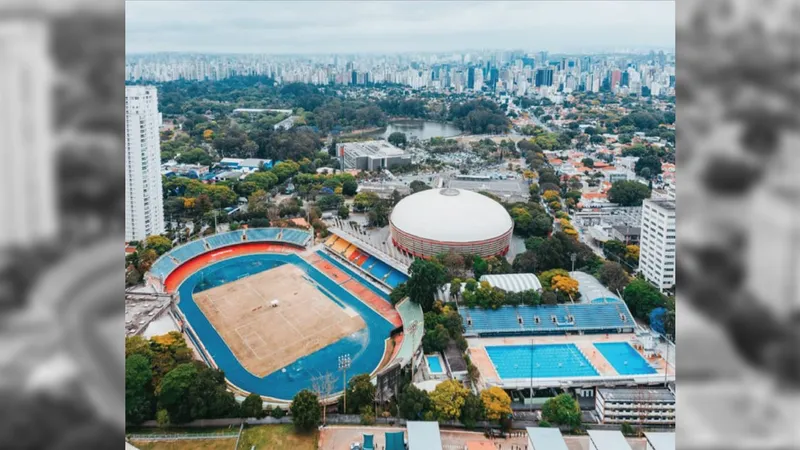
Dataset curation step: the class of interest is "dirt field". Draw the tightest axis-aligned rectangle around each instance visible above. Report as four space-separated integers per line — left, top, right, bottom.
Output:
194 264 365 377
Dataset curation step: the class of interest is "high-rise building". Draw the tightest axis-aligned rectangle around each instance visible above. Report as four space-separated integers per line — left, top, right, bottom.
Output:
639 199 676 291
125 86 165 242
467 66 475 89
535 68 553 87
0 18 58 248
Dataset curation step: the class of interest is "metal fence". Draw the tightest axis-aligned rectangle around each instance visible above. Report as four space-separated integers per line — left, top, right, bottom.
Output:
128 432 239 441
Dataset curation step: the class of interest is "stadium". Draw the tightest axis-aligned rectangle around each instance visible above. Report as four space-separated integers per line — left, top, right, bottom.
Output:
389 188 514 258
144 227 422 403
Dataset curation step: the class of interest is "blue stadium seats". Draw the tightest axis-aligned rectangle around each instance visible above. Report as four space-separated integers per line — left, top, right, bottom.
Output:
246 228 281 241
368 260 392 279
281 228 311 245
384 271 408 288
170 240 208 264
459 303 635 336
150 256 178 279
205 230 244 249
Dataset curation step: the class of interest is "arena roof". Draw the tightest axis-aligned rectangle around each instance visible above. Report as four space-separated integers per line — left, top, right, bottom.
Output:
481 273 543 293
390 188 513 243
570 271 621 303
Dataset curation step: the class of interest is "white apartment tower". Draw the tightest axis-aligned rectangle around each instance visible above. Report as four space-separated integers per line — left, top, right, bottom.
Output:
0 19 58 248
125 86 164 242
639 199 676 291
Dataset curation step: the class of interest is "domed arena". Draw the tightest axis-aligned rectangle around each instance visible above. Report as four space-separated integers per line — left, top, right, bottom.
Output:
390 188 514 258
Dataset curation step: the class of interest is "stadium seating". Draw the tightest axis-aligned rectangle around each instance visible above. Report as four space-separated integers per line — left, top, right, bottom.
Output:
348 248 365 262
325 235 338 246
343 244 357 258
361 256 378 271
384 271 408 288
150 256 178 279
459 303 635 336
368 259 392 280
170 240 208 264
331 238 350 253
246 228 281 241
281 228 311 246
205 230 244 249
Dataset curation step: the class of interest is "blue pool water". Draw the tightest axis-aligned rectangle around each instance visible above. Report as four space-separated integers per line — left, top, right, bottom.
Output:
427 355 444 374
594 342 657 375
485 344 598 379
176 253 394 400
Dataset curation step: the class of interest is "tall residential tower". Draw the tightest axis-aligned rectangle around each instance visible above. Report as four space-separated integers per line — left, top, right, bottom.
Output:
125 86 164 242
639 198 676 292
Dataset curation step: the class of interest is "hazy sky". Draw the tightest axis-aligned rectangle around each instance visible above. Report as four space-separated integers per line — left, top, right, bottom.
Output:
126 1 675 54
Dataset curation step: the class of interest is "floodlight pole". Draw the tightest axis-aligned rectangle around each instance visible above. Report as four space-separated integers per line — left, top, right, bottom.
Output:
339 354 351 413
570 253 577 272
529 337 534 412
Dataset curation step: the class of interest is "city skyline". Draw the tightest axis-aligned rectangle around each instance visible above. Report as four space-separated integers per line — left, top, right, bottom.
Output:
126 1 676 55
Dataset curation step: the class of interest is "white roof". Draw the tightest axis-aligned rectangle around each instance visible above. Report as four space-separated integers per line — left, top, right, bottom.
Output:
526 427 568 450
587 430 632 450
481 273 542 292
644 432 675 450
570 271 620 302
407 421 442 450
390 188 513 243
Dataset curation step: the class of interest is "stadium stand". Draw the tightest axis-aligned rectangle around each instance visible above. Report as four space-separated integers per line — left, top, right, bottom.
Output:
343 244 357 259
245 228 281 241
368 259 393 280
170 240 208 264
385 271 408 288
325 235 338 246
150 255 178 280
332 238 350 253
322 234 409 289
459 303 635 336
281 228 311 246
348 248 365 262
205 230 244 249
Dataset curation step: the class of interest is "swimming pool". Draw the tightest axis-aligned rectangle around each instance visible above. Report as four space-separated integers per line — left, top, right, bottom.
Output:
485 344 598 379
426 355 444 374
176 253 394 400
594 342 657 375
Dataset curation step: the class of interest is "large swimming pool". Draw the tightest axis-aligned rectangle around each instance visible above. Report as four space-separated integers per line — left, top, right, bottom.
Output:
176 253 394 400
426 355 444 374
485 344 598 379
594 342 657 375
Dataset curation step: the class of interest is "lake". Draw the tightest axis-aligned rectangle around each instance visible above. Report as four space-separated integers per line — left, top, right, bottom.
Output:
366 120 462 141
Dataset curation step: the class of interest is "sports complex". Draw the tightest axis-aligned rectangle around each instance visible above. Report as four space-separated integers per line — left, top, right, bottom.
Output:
145 219 674 411
146 227 422 403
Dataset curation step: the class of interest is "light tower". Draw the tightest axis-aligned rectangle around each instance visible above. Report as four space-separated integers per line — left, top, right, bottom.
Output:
338 354 351 412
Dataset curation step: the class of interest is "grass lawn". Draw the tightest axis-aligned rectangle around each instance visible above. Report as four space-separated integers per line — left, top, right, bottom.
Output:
131 439 236 450
237 424 318 450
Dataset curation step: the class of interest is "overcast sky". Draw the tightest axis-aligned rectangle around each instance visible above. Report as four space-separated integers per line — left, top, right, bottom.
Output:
126 1 675 54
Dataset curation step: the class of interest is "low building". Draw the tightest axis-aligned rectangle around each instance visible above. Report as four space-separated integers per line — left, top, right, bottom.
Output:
337 140 411 171
610 225 641 244
527 427 569 450
644 432 675 450
219 157 273 170
595 387 676 427
587 430 632 450
407 421 443 450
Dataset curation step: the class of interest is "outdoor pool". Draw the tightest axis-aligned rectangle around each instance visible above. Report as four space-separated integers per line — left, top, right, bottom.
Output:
594 342 657 375
485 344 598 379
426 355 445 374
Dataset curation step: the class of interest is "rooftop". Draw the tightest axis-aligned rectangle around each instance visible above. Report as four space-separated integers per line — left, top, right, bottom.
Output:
587 430 632 450
407 421 443 450
526 427 569 450
644 432 676 450
597 387 676 403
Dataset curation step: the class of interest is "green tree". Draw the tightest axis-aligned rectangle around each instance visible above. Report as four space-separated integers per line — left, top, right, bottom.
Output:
623 278 667 321
597 261 630 293
125 335 154 360
422 324 450 353
607 180 651 206
143 235 172 255
342 179 359 196
241 393 266 419
634 155 663 179
406 258 447 312
541 393 581 429
353 191 380 211
126 354 154 424
460 393 485 429
429 380 469 421
472 256 489 279
157 363 197 424
581 157 594 169
398 385 430 420
290 389 322 432
338 205 350 219
345 374 376 414
409 180 432 193
388 131 408 148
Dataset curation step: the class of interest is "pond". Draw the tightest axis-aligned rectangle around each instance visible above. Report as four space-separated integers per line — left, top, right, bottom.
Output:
366 120 462 141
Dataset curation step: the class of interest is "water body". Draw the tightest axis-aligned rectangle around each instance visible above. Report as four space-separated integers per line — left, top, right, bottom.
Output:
367 120 462 141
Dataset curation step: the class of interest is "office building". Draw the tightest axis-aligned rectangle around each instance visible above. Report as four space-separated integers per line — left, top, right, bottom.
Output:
0 18 58 248
337 141 411 171
535 68 554 87
595 387 676 427
639 199 676 291
125 86 165 242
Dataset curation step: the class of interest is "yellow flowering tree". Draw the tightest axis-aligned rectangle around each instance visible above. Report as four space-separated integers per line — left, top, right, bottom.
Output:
480 387 512 422
429 380 469 421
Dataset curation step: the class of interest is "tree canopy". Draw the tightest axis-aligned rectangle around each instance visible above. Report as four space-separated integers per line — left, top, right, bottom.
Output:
541 393 581 429
608 180 651 206
406 258 447 312
429 380 469 421
290 389 322 432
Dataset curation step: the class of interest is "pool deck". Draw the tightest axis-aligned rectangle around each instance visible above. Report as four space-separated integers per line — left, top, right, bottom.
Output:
468 333 670 384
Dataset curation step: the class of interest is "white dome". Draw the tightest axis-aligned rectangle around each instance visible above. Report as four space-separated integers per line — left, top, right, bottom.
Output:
390 188 513 243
